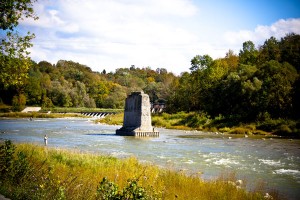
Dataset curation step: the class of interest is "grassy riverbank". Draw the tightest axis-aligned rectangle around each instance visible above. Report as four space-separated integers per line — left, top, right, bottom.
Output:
97 112 300 138
0 112 85 118
0 141 276 200
40 107 123 113
0 104 122 118
0 105 122 118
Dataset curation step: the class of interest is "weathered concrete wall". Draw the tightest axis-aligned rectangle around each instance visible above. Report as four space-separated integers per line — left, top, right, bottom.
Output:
116 91 159 136
123 92 142 128
21 107 41 113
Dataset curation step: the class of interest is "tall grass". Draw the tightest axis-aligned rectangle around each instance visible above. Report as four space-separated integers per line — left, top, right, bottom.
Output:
0 142 275 200
96 113 124 125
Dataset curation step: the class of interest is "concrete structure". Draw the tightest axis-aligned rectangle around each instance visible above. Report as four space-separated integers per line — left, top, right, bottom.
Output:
81 112 116 118
21 107 41 113
116 91 159 137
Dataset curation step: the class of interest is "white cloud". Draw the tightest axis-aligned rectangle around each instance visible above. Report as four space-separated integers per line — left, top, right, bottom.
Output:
23 0 199 74
224 18 300 47
21 0 300 75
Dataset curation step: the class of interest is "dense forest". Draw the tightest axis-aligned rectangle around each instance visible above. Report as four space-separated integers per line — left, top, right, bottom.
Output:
168 34 300 122
1 34 300 125
0 60 176 109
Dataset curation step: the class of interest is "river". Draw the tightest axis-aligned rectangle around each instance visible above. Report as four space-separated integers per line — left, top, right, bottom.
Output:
0 118 299 199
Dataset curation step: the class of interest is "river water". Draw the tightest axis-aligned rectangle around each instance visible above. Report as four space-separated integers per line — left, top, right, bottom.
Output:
0 118 299 199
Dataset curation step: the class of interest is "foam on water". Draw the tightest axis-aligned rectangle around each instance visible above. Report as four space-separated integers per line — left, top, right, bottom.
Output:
214 158 239 166
258 159 282 166
184 160 194 164
273 169 300 175
111 151 133 158
157 155 166 159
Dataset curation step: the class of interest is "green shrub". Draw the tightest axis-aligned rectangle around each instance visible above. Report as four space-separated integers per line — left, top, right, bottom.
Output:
0 140 15 180
13 151 31 184
219 127 231 133
97 177 153 200
12 94 26 111
179 113 209 128
97 177 119 200
252 130 268 135
244 124 256 131
0 140 30 185
274 124 293 137
257 118 299 137
152 116 167 127
0 103 12 113
230 127 250 135
97 113 124 125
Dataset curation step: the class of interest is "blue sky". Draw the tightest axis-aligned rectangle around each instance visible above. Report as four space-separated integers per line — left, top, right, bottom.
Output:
20 0 300 74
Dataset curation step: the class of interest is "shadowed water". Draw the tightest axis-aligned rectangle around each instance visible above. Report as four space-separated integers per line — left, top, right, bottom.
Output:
0 118 299 199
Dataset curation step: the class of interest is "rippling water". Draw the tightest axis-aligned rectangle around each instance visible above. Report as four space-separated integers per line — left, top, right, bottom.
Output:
0 118 299 199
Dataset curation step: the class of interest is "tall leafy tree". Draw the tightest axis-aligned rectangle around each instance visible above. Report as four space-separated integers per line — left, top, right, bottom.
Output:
280 33 300 72
258 36 280 65
167 72 193 112
255 60 298 118
0 0 37 90
190 54 213 71
0 0 37 31
0 31 35 89
224 49 239 70
239 41 258 65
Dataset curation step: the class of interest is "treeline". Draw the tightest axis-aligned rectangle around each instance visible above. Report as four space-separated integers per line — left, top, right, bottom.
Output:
167 33 300 122
0 60 176 110
1 33 299 124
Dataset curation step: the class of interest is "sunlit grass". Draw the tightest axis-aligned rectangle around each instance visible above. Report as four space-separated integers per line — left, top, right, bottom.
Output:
0 142 274 200
96 112 124 125
0 112 85 118
41 107 123 113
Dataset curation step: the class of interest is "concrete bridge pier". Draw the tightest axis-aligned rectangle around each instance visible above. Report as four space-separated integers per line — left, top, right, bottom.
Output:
116 91 159 137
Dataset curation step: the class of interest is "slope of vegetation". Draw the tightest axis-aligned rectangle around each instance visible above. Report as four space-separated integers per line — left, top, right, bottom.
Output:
0 141 276 200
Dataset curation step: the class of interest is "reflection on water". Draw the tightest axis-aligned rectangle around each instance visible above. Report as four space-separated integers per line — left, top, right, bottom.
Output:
0 118 299 199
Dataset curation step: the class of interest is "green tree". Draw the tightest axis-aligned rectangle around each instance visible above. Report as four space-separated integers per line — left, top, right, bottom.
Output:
224 49 239 70
255 60 298 118
280 33 300 72
292 78 300 119
12 93 26 111
205 64 260 119
0 0 38 107
144 82 159 103
167 72 194 112
239 41 258 65
25 66 43 105
190 54 213 71
0 32 35 89
258 36 280 65
102 83 126 109
0 0 37 31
